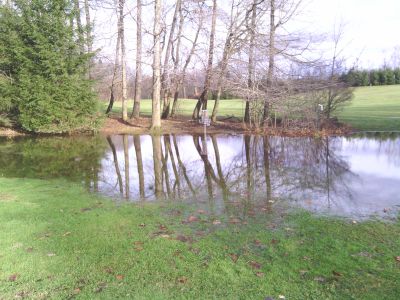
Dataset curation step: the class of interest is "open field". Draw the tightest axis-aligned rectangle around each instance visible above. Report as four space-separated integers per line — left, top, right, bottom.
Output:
106 85 400 132
337 85 400 131
1 177 400 299
105 99 245 119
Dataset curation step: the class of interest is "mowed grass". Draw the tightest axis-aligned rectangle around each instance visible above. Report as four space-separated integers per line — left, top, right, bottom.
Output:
106 99 245 119
106 85 400 131
338 85 400 131
1 177 400 299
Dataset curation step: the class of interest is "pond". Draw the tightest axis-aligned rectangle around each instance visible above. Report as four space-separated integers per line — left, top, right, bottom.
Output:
1 133 399 220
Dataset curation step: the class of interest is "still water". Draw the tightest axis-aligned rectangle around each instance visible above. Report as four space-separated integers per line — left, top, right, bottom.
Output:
1 133 399 220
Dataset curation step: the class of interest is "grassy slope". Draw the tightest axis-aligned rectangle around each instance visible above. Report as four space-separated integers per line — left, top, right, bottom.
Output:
1 178 399 299
338 85 400 131
107 85 400 131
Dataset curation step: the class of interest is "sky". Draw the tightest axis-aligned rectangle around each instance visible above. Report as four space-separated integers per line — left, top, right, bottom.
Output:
304 0 400 68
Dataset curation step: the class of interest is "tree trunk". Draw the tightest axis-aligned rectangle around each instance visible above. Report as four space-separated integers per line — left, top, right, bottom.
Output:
245 0 257 124
119 0 128 121
83 0 92 78
171 21 201 117
163 1 184 119
131 0 142 118
73 0 85 54
151 0 162 130
193 0 217 119
161 0 182 119
263 0 276 126
211 31 233 122
106 33 121 114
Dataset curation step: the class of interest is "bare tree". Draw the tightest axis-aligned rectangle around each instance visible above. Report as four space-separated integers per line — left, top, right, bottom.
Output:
105 33 121 114
152 0 162 130
161 0 182 119
170 8 203 117
119 0 128 121
73 0 85 54
263 0 276 125
211 0 251 122
192 0 217 119
131 0 142 118
244 0 258 124
84 0 92 78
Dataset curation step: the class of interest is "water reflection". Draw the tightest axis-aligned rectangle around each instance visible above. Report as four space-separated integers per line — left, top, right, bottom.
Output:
0 133 399 219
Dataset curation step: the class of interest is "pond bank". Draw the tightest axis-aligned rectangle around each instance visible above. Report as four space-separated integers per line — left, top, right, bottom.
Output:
1 116 351 137
0 177 399 299
99 116 353 137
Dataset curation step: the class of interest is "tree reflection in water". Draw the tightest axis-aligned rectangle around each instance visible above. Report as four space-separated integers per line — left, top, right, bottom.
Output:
1 133 399 219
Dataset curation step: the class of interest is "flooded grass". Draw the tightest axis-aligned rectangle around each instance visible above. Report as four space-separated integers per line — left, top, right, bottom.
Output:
1 177 399 299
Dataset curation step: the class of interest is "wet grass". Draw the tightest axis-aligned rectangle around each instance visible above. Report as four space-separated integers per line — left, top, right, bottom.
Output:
2 177 399 299
105 85 400 132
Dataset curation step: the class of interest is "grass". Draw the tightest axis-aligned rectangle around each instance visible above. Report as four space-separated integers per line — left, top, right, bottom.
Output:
1 177 399 299
106 99 245 119
338 85 400 131
106 85 400 131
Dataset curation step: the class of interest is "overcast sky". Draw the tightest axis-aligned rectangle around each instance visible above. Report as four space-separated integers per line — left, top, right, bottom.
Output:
304 0 400 68
92 0 400 70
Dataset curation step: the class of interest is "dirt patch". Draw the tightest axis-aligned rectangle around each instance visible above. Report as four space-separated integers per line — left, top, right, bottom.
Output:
99 116 352 137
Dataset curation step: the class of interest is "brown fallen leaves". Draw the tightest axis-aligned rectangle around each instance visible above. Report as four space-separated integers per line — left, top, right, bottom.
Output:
133 241 144 251
9 274 18 282
249 261 262 270
176 235 194 243
177 276 188 284
229 253 239 263
116 274 124 281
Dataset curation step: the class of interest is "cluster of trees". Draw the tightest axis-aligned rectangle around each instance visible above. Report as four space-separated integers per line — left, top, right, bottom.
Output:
1 0 355 133
0 0 97 133
342 68 400 87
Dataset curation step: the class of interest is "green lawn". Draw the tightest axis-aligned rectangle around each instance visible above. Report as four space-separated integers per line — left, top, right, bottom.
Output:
106 99 245 119
337 85 400 131
1 177 400 299
106 85 400 131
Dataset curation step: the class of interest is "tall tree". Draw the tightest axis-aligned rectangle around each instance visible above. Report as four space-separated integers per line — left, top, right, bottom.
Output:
83 0 92 78
151 0 162 130
244 0 257 124
118 0 128 121
192 0 217 119
263 0 276 126
211 0 249 122
161 0 182 119
106 34 121 114
170 10 203 117
131 0 142 118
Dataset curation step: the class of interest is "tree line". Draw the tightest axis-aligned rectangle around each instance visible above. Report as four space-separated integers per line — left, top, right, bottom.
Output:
1 0 357 133
342 68 400 87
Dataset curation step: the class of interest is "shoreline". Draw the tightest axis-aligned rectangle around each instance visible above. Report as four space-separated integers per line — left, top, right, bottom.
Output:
1 116 353 137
